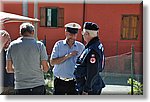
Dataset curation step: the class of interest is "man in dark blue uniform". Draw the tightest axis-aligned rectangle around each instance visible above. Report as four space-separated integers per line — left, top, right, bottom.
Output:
74 22 105 95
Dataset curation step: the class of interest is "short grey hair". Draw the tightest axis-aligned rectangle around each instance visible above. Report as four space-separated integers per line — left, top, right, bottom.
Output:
83 29 98 37
20 22 34 35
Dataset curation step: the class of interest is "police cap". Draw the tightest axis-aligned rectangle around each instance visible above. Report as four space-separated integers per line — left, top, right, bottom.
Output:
65 23 81 34
83 22 99 31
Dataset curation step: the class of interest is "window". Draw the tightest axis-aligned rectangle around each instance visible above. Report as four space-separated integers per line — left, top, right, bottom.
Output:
121 15 139 40
40 7 64 27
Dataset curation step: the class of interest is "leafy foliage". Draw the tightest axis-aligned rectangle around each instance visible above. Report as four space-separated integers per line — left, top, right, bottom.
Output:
44 69 54 95
127 78 143 95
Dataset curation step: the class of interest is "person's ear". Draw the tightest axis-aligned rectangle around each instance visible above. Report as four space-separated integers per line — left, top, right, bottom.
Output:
86 32 90 36
65 32 69 36
31 31 34 35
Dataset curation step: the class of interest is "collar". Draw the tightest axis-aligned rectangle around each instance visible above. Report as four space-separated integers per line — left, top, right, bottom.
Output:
19 36 35 40
86 37 99 48
63 39 67 45
63 39 77 47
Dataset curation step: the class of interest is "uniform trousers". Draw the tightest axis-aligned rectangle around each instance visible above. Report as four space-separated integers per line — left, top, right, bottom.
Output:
53 77 77 95
88 89 102 95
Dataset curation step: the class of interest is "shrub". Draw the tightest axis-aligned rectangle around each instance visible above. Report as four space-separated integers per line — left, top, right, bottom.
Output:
44 69 54 95
127 78 143 95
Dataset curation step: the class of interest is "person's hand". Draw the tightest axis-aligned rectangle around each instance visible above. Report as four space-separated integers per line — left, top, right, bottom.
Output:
82 91 88 95
68 51 78 58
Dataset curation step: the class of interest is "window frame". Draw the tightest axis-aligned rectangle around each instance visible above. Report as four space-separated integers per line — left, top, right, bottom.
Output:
40 7 64 28
120 14 139 40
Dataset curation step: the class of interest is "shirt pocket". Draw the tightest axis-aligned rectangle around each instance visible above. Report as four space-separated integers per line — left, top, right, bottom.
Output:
58 48 68 57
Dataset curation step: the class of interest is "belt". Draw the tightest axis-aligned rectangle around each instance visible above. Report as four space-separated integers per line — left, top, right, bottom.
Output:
56 76 74 81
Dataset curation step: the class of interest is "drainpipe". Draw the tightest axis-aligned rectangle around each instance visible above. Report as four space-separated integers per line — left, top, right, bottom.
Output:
82 0 86 44
22 0 28 17
34 0 38 40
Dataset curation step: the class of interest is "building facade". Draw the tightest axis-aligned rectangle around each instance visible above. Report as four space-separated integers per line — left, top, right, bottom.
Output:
1 1 143 76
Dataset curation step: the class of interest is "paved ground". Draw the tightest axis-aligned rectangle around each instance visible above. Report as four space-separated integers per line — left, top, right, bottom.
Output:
101 85 131 95
0 85 131 95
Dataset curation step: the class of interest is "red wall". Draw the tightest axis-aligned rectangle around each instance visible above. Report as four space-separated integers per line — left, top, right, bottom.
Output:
3 2 23 40
2 2 142 56
37 3 84 55
85 4 142 56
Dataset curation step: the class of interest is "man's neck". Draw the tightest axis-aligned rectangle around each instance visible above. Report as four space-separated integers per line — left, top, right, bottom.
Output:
22 32 34 38
66 41 74 48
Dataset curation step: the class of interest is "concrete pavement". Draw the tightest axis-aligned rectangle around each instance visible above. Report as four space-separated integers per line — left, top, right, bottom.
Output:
101 85 131 95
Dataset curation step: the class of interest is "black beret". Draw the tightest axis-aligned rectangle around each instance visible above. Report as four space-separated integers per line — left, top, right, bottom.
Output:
83 22 99 31
66 27 78 34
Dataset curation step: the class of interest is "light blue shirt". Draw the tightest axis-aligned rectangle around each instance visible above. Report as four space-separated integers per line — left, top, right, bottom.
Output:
51 39 85 78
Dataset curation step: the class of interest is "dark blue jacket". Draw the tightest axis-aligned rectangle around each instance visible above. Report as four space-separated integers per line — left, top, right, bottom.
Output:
74 37 105 94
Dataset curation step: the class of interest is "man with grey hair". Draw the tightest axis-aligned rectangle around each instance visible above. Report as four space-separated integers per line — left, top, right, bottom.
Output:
6 22 49 95
74 22 105 95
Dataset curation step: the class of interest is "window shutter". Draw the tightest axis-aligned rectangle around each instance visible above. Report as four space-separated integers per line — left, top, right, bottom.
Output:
130 16 138 39
40 8 46 26
57 8 64 27
121 15 139 40
121 16 130 39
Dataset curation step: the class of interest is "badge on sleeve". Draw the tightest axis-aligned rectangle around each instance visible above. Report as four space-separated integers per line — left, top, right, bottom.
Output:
90 54 96 63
